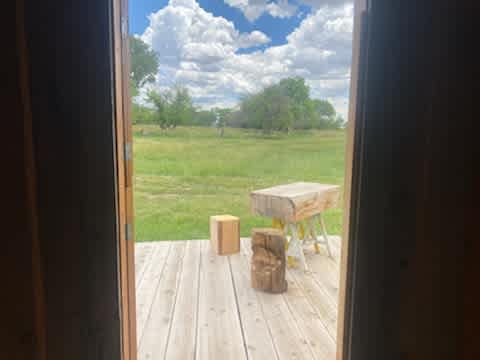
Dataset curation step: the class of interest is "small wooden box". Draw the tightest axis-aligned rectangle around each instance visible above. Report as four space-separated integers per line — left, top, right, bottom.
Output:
210 215 240 255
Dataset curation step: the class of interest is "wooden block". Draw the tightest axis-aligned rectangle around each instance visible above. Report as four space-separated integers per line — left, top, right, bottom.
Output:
210 215 240 255
251 228 287 293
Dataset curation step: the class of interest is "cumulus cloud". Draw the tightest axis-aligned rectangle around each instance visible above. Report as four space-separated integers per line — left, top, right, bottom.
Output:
140 0 353 118
224 0 298 22
223 0 352 22
300 0 351 9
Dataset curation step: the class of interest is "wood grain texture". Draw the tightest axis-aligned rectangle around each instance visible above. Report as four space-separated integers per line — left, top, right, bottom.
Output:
135 242 171 344
210 215 240 255
230 244 279 360
135 239 341 360
251 228 287 293
138 242 186 360
164 240 202 360
250 182 340 222
112 0 139 355
196 241 247 360
243 241 315 360
283 270 336 360
134 242 155 286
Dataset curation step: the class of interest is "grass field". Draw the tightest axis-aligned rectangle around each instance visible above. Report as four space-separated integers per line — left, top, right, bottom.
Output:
133 125 346 241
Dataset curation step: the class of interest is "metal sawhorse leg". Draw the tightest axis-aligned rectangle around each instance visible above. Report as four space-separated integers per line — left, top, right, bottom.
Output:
279 213 332 270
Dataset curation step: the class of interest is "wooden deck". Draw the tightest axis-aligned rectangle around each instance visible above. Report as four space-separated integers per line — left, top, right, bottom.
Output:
135 237 341 360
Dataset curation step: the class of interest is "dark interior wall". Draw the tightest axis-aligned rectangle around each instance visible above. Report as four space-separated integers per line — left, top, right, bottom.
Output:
347 1 476 359
2 3 38 359
22 0 122 359
408 4 476 358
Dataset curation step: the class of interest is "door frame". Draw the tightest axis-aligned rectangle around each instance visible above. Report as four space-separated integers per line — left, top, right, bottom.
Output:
111 0 369 359
336 0 368 359
112 0 137 358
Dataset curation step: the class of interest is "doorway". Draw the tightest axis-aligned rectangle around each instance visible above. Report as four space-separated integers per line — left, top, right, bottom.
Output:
114 1 366 360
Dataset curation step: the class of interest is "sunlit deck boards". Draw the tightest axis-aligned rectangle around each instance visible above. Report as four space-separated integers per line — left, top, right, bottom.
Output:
135 237 341 360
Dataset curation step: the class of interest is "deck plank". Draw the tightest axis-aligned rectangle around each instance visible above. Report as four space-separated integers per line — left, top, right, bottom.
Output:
196 241 247 360
134 242 149 282
135 241 171 345
304 246 340 305
229 247 279 360
135 239 340 360
135 242 156 287
284 269 336 359
164 240 202 360
241 239 315 360
138 241 186 360
289 265 338 341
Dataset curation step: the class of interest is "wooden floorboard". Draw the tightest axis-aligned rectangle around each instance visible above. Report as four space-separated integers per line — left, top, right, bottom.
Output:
284 270 336 359
241 240 315 360
196 241 247 360
134 242 151 284
138 241 186 360
230 242 279 360
136 237 341 360
164 240 201 360
136 241 171 345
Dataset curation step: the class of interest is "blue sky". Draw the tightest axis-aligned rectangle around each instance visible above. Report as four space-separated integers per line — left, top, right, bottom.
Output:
129 0 353 118
130 0 311 50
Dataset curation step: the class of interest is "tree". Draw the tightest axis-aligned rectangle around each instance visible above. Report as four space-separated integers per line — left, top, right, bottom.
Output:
192 110 216 127
239 86 293 133
129 36 158 90
131 103 155 124
168 85 194 128
146 85 194 129
278 77 314 129
262 86 293 133
311 99 340 129
147 90 170 129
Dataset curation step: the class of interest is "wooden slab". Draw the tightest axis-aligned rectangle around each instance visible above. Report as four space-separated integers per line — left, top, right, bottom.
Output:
250 182 341 222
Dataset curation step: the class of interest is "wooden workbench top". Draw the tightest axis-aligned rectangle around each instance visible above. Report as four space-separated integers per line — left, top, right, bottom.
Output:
250 182 341 222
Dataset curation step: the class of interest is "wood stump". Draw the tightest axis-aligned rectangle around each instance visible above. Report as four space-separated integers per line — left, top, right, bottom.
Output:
251 228 288 293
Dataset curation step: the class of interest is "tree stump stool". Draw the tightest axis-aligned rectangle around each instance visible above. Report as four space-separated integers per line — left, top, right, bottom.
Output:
251 228 288 293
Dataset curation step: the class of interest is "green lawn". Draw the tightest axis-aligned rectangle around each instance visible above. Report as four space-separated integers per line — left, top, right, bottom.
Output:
133 125 346 241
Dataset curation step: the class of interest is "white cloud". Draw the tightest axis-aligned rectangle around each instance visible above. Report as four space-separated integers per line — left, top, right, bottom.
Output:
238 30 271 48
224 0 298 21
300 0 351 8
140 0 353 118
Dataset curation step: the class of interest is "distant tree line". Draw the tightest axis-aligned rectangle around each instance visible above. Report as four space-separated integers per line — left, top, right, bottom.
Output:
229 77 344 133
129 36 344 132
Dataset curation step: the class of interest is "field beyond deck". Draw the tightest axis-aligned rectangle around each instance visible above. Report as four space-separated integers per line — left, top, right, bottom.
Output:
134 126 345 241
135 237 340 360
